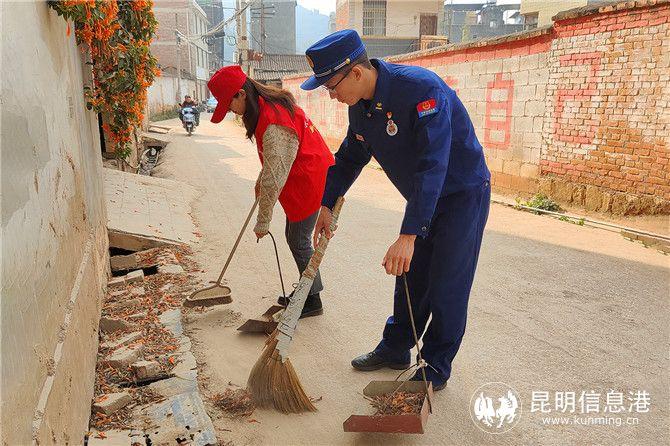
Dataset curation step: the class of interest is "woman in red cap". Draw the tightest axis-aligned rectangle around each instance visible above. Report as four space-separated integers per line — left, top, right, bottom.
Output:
207 65 334 318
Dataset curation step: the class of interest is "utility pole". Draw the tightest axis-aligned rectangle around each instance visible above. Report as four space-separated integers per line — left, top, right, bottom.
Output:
236 0 249 74
175 13 182 103
259 0 265 55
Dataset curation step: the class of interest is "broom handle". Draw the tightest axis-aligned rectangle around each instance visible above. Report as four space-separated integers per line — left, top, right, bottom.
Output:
302 197 344 280
214 197 259 285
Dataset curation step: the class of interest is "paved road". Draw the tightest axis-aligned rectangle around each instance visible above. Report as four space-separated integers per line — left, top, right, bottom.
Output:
153 115 668 446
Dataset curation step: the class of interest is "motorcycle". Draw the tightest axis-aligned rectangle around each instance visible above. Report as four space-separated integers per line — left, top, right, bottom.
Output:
181 106 197 136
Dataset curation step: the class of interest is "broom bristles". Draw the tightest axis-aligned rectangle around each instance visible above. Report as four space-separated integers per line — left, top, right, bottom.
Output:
247 329 317 413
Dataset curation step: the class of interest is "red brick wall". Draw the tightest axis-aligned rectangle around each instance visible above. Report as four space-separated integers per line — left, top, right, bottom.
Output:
541 2 670 214
283 0 670 215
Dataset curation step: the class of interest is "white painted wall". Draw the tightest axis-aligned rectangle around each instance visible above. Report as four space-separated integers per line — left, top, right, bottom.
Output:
1 2 109 444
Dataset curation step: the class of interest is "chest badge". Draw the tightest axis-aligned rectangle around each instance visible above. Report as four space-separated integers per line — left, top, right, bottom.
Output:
386 111 398 136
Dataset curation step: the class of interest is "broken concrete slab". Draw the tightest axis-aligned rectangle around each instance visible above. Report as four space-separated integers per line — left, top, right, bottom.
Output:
157 264 185 275
131 360 163 381
105 344 144 369
110 253 138 272
108 276 126 288
99 317 137 334
100 331 143 350
104 168 198 248
125 270 144 284
93 391 133 415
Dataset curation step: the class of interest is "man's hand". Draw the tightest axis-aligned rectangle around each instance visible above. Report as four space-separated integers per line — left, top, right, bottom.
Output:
313 206 336 247
255 230 268 240
382 234 416 276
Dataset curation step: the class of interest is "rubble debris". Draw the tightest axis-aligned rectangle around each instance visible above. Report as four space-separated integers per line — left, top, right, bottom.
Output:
99 317 137 334
93 391 132 416
126 270 145 284
131 360 163 381
100 331 143 350
105 344 144 370
212 388 256 418
157 264 185 275
110 253 139 272
108 277 126 288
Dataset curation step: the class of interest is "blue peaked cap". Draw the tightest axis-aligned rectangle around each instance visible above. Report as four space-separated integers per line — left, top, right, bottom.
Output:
301 29 366 90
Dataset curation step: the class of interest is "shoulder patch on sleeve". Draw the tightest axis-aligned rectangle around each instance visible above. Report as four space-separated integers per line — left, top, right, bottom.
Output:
416 98 438 118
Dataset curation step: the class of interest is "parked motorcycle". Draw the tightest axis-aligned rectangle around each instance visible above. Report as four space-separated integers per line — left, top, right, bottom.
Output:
182 106 197 136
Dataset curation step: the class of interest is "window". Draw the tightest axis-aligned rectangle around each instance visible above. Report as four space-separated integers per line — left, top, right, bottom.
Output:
362 0 386 36
523 12 538 30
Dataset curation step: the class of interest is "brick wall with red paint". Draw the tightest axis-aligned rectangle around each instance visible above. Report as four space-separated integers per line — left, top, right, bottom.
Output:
541 1 670 214
283 0 670 215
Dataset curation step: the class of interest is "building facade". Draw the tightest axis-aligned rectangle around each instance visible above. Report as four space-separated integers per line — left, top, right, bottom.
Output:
150 0 211 113
520 0 596 27
335 0 445 56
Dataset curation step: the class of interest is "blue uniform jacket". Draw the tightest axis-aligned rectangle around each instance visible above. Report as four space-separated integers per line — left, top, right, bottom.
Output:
321 59 490 237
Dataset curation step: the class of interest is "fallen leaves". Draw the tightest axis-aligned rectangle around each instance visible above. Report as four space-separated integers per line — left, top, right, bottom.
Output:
368 391 425 416
212 388 256 418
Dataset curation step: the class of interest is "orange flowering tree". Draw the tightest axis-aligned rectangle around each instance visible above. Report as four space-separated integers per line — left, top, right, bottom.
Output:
48 0 160 160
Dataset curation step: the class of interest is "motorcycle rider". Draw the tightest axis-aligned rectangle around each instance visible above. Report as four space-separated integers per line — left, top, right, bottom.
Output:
179 95 200 126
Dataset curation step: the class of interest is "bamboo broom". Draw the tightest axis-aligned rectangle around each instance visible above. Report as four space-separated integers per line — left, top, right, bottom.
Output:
247 197 344 413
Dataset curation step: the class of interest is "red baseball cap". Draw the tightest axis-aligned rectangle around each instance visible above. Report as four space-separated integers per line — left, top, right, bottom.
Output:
207 65 247 123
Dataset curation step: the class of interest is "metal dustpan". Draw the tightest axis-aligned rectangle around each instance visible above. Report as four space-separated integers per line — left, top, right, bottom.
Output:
184 199 258 308
343 380 433 434
238 232 288 333
237 304 284 333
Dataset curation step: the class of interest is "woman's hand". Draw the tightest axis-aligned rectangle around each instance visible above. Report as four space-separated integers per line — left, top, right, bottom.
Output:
382 234 416 276
313 206 336 247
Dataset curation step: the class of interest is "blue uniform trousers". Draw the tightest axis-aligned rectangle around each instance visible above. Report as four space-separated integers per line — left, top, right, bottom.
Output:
375 180 490 383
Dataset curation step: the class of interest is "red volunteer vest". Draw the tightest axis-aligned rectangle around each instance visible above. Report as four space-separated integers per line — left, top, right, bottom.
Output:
254 96 335 222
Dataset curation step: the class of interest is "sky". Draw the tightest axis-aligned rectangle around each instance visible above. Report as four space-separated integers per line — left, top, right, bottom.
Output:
296 0 522 16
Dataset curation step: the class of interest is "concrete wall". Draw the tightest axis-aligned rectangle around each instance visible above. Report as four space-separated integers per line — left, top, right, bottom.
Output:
148 74 198 114
520 0 588 27
1 2 109 444
283 0 670 215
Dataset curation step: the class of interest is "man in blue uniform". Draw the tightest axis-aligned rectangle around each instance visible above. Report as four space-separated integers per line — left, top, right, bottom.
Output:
303 30 490 390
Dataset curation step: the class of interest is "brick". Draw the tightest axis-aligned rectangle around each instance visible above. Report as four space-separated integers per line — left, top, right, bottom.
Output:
158 264 185 275
125 269 144 284
105 344 144 370
108 276 126 288
131 360 163 381
110 254 138 272
93 392 132 416
100 331 143 350
99 317 137 334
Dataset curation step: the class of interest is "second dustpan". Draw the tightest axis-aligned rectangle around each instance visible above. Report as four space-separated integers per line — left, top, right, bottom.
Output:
238 231 288 333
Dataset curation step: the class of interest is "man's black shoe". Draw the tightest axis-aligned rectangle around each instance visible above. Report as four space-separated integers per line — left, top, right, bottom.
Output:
351 351 411 372
278 292 323 319
410 372 447 391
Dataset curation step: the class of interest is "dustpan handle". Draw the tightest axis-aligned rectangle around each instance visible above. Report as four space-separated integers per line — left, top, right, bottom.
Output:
214 197 259 285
